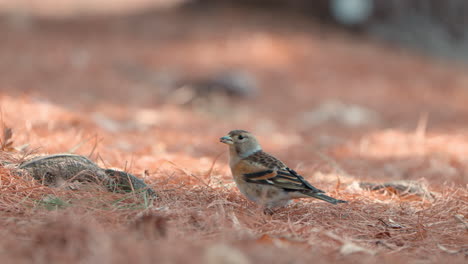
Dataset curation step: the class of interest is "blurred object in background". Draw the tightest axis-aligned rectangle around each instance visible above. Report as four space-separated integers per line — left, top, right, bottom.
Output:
2 0 468 63
366 0 468 62
330 0 373 25
0 0 189 18
115 62 258 105
187 0 468 63
168 70 258 106
180 70 259 99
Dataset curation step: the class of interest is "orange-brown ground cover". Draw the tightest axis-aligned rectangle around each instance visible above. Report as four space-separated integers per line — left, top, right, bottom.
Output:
0 6 467 263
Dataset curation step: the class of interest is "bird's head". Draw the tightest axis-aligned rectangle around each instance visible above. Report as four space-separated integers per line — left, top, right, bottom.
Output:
220 130 262 158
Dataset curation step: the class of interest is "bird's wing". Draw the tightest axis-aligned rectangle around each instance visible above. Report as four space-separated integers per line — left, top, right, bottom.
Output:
236 151 325 193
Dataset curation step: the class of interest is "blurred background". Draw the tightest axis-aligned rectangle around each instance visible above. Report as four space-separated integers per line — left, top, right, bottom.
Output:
3 0 468 61
3 0 468 103
1 0 468 185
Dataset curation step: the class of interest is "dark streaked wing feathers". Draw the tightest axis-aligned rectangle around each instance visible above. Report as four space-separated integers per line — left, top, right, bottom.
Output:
244 170 274 179
284 168 325 193
242 151 325 194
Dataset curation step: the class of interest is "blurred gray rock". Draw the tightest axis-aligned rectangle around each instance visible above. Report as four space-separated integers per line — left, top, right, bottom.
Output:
17 154 156 198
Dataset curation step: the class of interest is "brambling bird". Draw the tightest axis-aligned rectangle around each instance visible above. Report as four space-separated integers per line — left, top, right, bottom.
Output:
220 130 347 208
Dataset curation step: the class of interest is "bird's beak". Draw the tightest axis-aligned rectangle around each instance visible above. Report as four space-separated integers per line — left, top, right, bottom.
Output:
220 136 233 145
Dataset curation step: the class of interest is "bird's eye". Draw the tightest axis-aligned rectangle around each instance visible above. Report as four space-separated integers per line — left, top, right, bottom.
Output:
238 135 244 140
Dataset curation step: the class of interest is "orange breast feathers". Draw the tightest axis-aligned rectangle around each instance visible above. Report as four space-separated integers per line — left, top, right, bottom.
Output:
232 160 277 181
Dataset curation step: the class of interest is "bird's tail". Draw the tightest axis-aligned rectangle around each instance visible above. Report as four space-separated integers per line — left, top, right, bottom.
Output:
305 192 347 205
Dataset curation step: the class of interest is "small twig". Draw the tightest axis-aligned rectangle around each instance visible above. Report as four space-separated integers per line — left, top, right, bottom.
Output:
414 112 428 155
87 134 102 159
414 112 428 142
18 147 40 163
437 244 460 255
335 172 342 191
123 160 128 173
378 218 390 228
205 150 225 186
126 154 135 173
126 173 137 198
96 153 109 169
378 218 404 229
